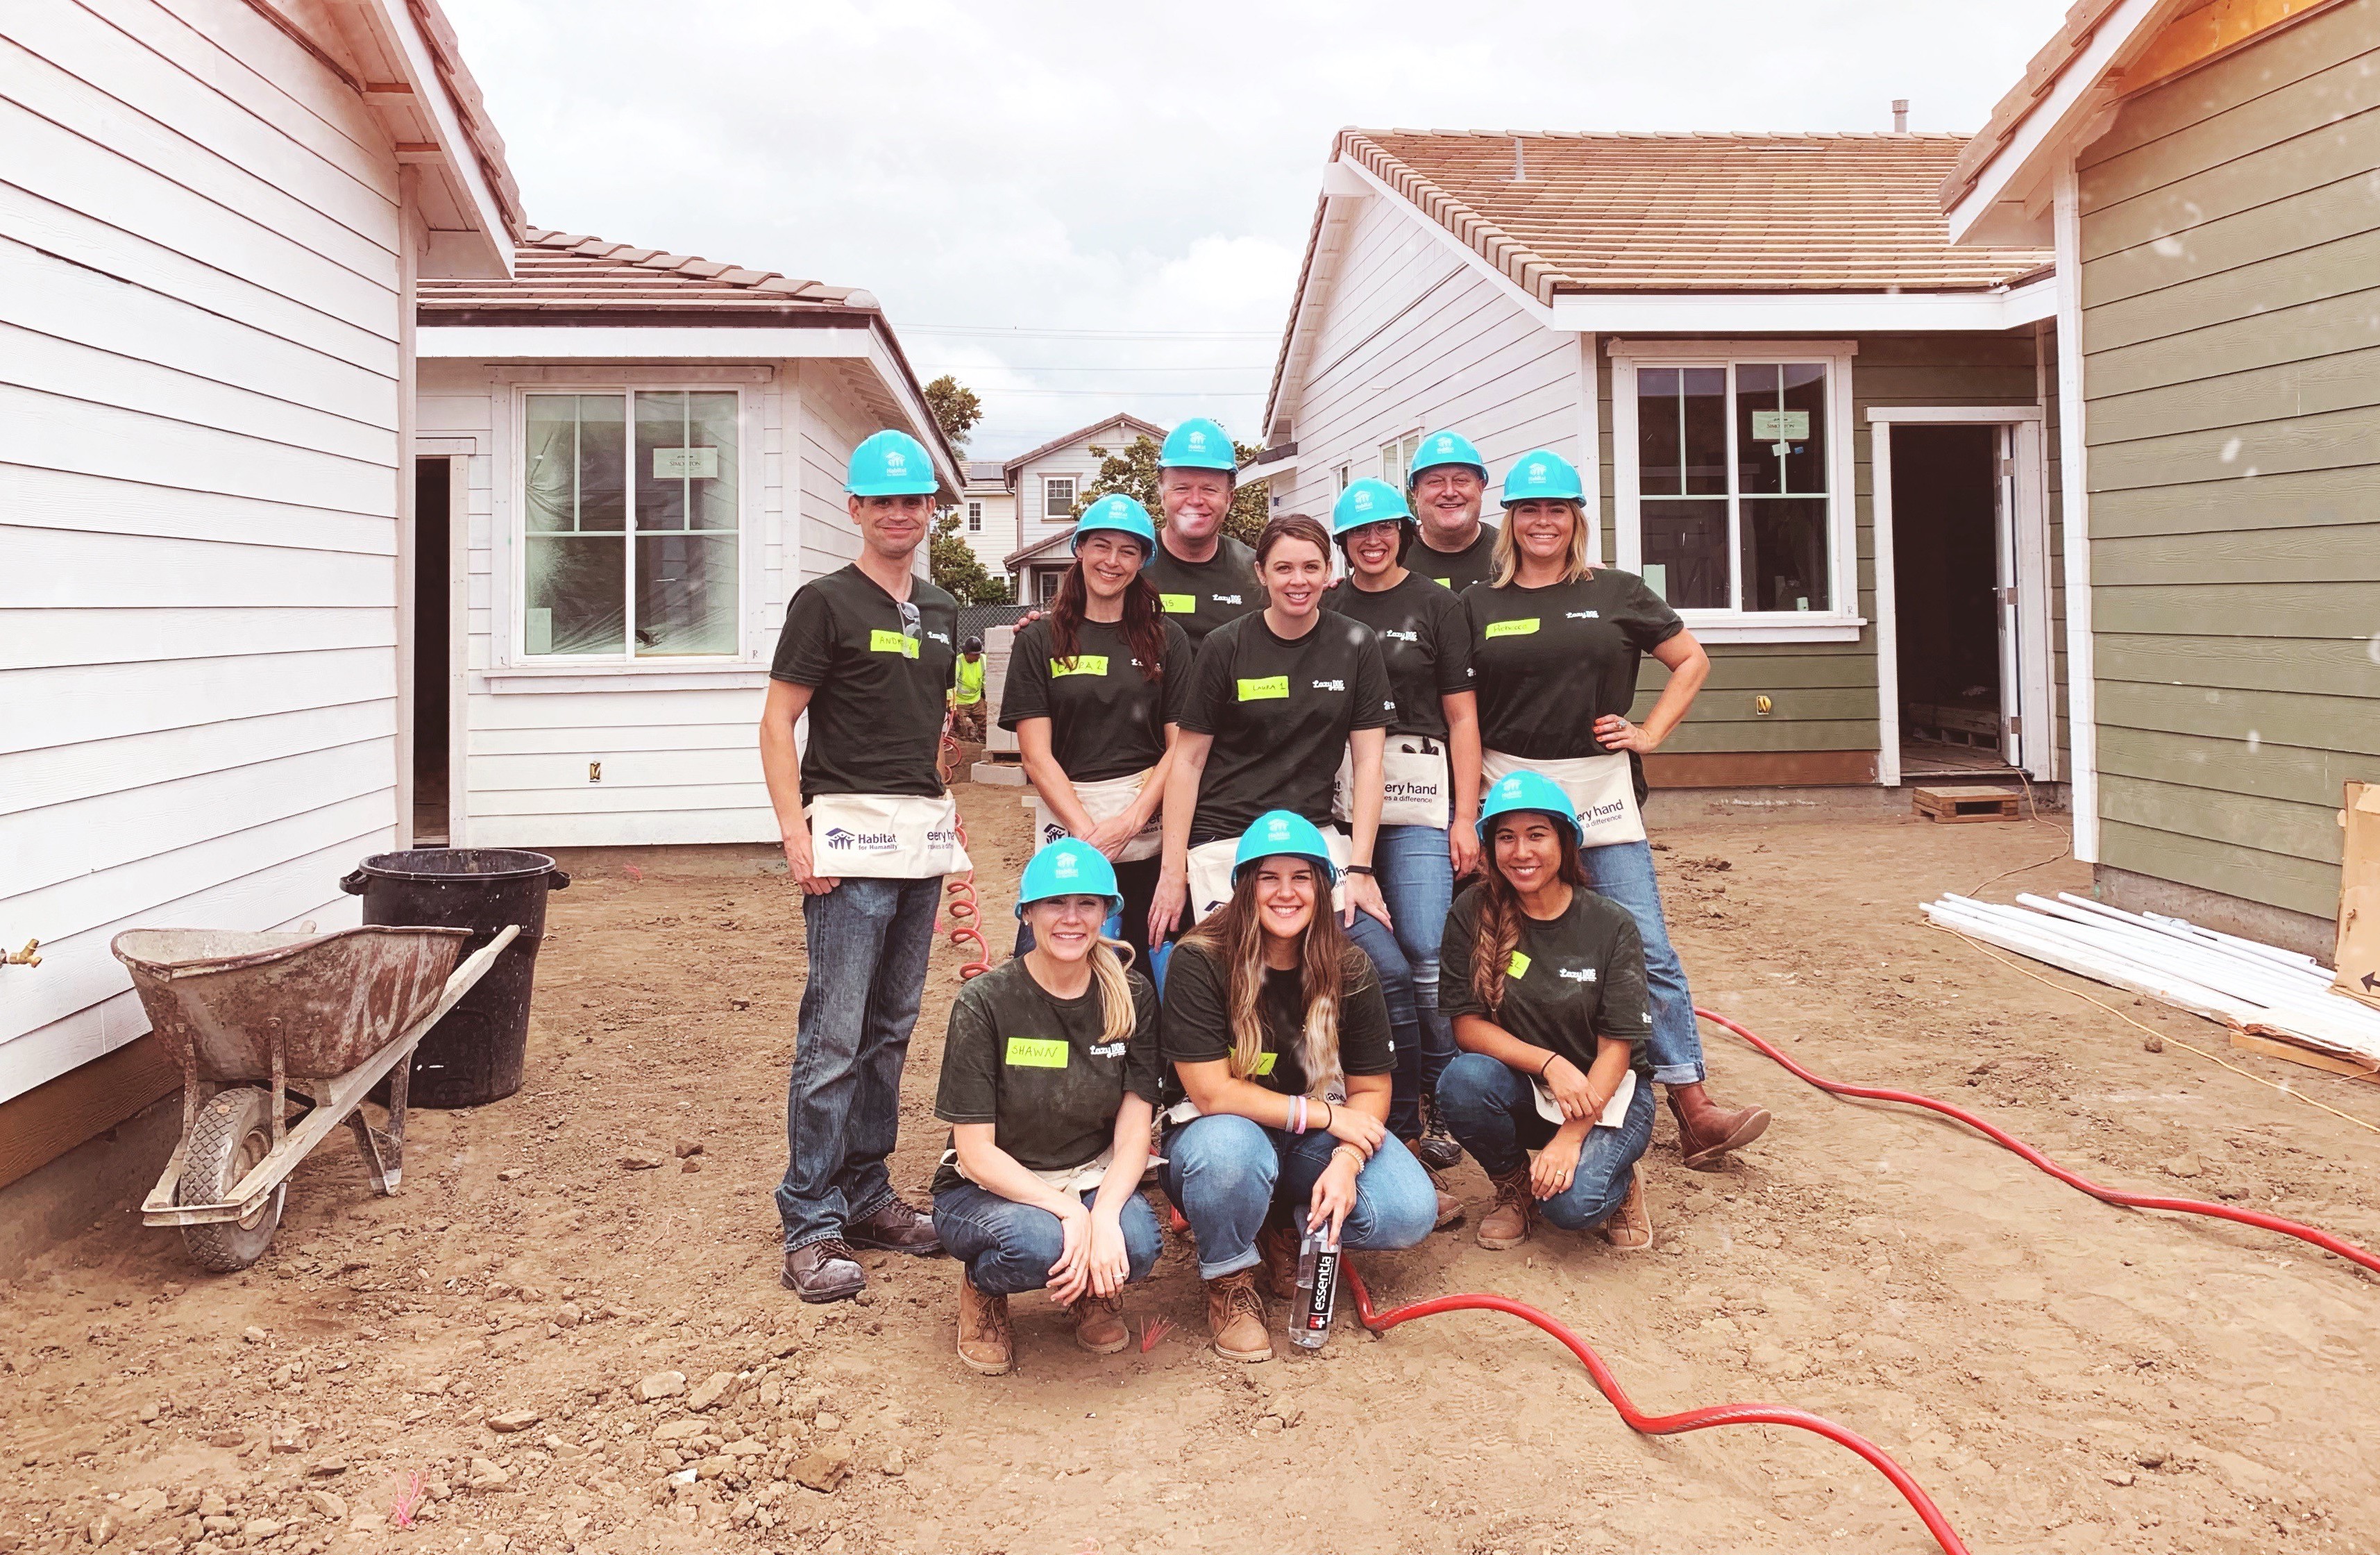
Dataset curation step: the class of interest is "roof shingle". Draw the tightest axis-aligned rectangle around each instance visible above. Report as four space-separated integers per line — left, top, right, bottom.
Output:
417 228 879 316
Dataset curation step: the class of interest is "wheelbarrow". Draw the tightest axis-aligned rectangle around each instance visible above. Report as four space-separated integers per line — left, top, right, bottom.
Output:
111 923 519 1271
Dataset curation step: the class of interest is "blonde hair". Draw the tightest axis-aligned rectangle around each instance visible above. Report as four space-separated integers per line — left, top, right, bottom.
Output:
1489 498 1594 587
1087 937 1138 1047
1178 864 1353 1096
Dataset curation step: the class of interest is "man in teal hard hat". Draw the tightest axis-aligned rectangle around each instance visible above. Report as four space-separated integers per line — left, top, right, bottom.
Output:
1406 428 1501 593
1138 417 1259 653
760 428 960 1301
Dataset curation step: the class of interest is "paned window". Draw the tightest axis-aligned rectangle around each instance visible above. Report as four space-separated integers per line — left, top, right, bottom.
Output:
966 501 983 532
1044 476 1075 518
522 391 741 658
1378 431 1421 487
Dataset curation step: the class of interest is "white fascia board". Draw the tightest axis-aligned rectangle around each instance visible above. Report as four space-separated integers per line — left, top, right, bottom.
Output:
1239 451 1297 485
418 326 876 359
1344 158 1558 330
862 326 965 494
1553 288 2051 333
369 0 512 277
1268 191 1364 435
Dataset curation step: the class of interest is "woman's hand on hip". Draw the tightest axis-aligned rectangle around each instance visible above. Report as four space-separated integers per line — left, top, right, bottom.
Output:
1594 714 1660 754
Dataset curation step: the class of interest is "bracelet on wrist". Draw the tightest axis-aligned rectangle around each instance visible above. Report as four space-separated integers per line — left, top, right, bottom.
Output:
1538 1050 1559 1078
1343 863 1374 877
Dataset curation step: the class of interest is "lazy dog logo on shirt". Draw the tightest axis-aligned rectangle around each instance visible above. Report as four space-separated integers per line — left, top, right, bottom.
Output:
1379 629 1418 644
1558 966 1598 984
822 825 899 853
1564 611 1599 621
1310 679 1345 693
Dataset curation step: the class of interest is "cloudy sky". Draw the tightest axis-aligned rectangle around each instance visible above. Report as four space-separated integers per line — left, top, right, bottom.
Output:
444 0 2071 457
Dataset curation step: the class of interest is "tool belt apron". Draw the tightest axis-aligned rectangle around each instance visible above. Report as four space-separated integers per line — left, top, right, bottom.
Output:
1031 768 1162 864
1330 736 1453 832
947 1145 1116 1195
805 793 972 877
1529 1068 1639 1129
1480 750 1647 850
1185 825 1351 926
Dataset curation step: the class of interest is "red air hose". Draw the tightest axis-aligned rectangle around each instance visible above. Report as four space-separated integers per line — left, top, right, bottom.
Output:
1694 1007 2380 1277
938 730 993 980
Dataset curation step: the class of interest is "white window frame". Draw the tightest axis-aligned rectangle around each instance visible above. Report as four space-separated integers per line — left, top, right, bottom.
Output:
1333 462 1351 494
966 500 983 532
1610 339 1862 644
1043 474 1076 521
1378 428 1421 487
511 384 752 666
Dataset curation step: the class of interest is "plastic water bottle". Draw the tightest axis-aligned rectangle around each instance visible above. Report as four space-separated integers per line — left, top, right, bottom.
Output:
1289 1225 1340 1350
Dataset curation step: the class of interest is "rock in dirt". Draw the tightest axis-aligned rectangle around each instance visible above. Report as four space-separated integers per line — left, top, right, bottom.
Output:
675 1138 704 1159
2104 1470 2136 1486
2163 1153 2204 1179
306 1458 348 1478
242 1326 268 1345
2143 1035 2165 1053
682 1157 703 1174
498 1168 530 1182
880 1448 906 1477
636 1370 687 1401
555 1302 583 1328
652 1419 704 1443
793 1445 853 1493
466 1456 512 1490
621 1151 666 1171
304 1490 347 1522
198 1492 228 1519
687 1371 736 1411
487 1409 542 1434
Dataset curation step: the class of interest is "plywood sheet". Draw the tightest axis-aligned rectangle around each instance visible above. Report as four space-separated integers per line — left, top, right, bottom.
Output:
2336 780 2380 1010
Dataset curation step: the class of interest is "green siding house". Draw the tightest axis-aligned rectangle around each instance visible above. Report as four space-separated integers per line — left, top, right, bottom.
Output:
1947 0 2380 955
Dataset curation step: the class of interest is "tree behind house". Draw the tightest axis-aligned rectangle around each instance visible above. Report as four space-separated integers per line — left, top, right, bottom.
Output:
919 376 1012 603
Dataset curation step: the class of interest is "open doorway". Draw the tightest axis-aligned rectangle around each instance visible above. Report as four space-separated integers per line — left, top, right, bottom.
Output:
412 457 452 845
1889 423 2018 780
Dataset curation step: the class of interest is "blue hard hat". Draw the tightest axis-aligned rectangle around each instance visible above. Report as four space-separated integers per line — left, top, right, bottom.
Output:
1331 478 1413 537
1231 810 1338 884
1073 494 1157 555
1499 448 1585 507
1477 768 1580 843
847 430 938 497
1408 429 1487 485
1015 837 1124 921
1159 418 1236 472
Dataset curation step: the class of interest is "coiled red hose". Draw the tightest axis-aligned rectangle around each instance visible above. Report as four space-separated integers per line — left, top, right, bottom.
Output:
1695 1006 2380 1277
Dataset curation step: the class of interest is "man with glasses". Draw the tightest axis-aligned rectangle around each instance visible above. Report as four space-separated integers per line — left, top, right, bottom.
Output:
761 429 963 1301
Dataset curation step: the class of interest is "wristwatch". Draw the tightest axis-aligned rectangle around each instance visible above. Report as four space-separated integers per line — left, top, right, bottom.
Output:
1344 864 1375 877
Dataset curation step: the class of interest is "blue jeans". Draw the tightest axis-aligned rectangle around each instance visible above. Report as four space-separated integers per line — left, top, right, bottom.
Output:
1343 909 1423 1095
1434 1052 1655 1230
931 1182 1164 1297
1583 838 1703 1086
1161 1114 1437 1279
1374 823 1457 1136
775 874 943 1250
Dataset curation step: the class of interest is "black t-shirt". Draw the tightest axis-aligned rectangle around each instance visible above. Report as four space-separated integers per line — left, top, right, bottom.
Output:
1412 522 1501 594
999 616 1195 784
1140 535 1259 651
931 956 1163 1194
1179 612 1396 839
1158 941 1394 1105
769 566 959 802
1462 567 1682 763
1324 572 1474 741
1437 883 1653 1079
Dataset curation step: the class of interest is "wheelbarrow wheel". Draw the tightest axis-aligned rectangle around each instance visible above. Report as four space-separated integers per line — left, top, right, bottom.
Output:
178 1087 284 1272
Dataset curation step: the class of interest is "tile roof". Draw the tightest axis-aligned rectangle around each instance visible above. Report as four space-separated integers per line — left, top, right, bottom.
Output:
1941 0 2135 210
416 228 879 316
999 414 1169 480
1343 129 2055 300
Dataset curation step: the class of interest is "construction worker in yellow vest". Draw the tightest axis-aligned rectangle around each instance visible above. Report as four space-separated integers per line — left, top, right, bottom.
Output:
950 635 988 742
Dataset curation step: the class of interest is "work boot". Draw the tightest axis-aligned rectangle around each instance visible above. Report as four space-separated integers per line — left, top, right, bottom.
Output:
1204 1268 1273 1363
847 1194 945 1254
1428 1168 1465 1230
782 1238 865 1303
955 1269 1013 1375
1668 1083 1772 1170
1067 1291 1131 1355
1413 1095 1464 1172
1600 1164 1653 1251
1476 1167 1537 1251
1256 1224 1299 1302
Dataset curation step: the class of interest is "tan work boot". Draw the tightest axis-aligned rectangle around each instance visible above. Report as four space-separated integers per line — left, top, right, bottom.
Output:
955 1269 1013 1375
1067 1291 1130 1355
1256 1224 1299 1301
1600 1163 1653 1250
1476 1166 1538 1250
1205 1268 1273 1363
1669 1083 1771 1169
1428 1166 1465 1229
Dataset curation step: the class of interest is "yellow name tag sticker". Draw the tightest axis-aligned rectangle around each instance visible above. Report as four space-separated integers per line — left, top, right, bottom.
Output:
1161 593 1197 614
1237 675 1290 701
1004 1037 1069 1069
1050 655 1108 678
1484 618 1540 639
1433 578 1453 589
1250 1052 1278 1077
1507 950 1532 978
868 628 920 658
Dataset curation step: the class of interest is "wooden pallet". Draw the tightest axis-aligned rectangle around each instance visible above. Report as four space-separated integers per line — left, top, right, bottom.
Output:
2229 1029 2380 1084
1912 784 2024 823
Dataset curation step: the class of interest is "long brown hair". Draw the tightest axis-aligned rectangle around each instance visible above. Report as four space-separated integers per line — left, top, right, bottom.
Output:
1255 512 1332 571
1179 859 1359 1095
1470 811 1589 1012
1050 541 1166 683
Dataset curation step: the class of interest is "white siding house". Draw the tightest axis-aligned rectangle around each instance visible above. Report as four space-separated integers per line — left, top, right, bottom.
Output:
414 231 962 848
956 460 1016 578
0 1 518 1154
997 413 1165 603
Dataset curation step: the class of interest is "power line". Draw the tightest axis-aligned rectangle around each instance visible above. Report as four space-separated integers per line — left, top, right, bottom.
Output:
915 364 1273 373
973 388 1264 397
902 324 1278 339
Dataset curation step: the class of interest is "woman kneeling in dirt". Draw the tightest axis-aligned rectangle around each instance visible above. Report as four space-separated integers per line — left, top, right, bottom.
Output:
1160 811 1437 1363
931 838 1164 1375
1434 769 1657 1251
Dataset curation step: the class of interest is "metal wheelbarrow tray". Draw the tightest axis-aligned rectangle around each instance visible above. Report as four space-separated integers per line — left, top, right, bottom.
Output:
112 923 520 1271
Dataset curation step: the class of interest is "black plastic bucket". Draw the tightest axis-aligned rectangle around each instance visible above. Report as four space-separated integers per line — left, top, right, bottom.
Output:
341 849 568 1109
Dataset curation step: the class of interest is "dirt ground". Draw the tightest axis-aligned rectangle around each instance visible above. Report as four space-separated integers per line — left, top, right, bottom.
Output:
6 779 2379 1555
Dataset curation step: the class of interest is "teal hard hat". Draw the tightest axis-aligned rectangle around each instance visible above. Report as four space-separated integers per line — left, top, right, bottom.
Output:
1015 837 1124 921
1499 448 1585 506
1073 494 1157 555
1408 429 1487 486
1159 417 1236 472
846 430 938 497
1331 478 1413 537
1477 768 1580 843
1231 810 1338 884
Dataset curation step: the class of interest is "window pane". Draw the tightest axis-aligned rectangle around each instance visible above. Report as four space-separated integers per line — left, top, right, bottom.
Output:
1641 498 1729 608
1637 367 1727 496
525 535 625 655
1740 497 1830 612
524 395 624 532
635 532 737 656
634 391 739 534
1736 363 1828 496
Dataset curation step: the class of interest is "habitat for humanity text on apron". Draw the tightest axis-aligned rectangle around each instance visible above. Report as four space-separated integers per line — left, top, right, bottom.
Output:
807 793 972 877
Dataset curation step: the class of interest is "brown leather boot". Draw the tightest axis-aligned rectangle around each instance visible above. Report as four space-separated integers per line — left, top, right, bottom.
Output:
1600 1164 1653 1250
1428 1167 1465 1229
1256 1223 1299 1301
1476 1166 1537 1250
1205 1268 1273 1363
1067 1291 1130 1355
1669 1083 1771 1169
955 1269 1012 1375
